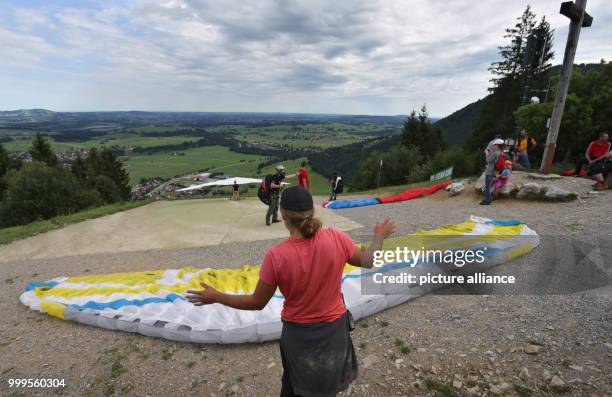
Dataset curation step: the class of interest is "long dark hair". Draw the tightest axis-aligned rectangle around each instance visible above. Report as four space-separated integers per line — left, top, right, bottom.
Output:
281 208 322 238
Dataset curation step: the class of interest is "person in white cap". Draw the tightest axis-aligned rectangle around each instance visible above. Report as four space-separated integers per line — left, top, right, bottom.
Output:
481 139 505 205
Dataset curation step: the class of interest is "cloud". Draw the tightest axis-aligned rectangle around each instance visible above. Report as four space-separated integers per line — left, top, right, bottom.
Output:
0 0 610 115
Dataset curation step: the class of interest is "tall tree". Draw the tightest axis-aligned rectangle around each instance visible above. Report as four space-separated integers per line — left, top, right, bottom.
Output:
401 105 445 157
489 6 537 86
71 154 88 183
98 148 131 201
469 7 554 150
530 17 554 77
78 147 131 202
0 144 10 200
29 132 58 167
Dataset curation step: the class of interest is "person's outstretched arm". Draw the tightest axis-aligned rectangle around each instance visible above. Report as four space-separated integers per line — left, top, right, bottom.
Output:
186 279 276 310
348 218 396 269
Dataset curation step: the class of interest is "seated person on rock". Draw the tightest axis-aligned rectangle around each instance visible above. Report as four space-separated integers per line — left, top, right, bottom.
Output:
590 148 611 191
513 129 536 170
492 160 512 199
574 132 610 190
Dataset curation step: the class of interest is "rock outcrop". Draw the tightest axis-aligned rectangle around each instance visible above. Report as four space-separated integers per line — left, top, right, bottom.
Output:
474 171 591 201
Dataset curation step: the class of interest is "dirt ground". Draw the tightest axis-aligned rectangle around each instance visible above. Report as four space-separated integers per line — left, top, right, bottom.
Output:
0 189 610 397
0 198 360 262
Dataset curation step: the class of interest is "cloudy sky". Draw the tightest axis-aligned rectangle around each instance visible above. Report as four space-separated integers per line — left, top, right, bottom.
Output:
1 0 610 117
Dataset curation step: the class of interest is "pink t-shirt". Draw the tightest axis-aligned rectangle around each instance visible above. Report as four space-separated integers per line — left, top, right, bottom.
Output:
259 228 357 323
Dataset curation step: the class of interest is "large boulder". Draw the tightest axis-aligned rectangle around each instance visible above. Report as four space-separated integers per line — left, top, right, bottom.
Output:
528 172 562 180
543 186 577 201
500 182 518 196
516 183 542 199
449 181 466 196
474 170 585 201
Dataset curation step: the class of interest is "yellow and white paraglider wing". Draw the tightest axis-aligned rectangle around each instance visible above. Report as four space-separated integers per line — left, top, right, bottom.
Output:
20 216 539 343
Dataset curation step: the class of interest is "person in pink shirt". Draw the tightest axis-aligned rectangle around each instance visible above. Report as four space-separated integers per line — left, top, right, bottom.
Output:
187 186 396 396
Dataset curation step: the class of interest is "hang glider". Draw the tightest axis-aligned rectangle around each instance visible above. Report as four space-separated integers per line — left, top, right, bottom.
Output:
178 177 287 192
178 177 262 192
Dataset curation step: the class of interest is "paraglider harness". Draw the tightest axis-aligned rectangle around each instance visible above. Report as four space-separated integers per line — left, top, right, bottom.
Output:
257 175 272 205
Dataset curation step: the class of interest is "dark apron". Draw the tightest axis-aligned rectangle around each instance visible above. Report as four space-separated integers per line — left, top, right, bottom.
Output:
280 312 358 397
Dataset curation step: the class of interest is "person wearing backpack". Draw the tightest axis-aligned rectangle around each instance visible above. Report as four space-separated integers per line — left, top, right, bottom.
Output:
480 139 505 206
265 165 297 226
329 172 343 201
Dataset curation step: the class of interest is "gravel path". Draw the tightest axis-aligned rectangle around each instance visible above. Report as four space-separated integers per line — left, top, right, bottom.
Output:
1 191 611 396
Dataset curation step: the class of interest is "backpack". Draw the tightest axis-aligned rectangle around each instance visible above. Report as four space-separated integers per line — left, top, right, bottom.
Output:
495 152 507 172
516 136 532 152
257 176 272 205
334 177 344 193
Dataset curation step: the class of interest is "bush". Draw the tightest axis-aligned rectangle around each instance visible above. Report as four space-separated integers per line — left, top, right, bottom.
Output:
354 146 424 189
0 162 101 227
92 175 123 204
429 146 482 178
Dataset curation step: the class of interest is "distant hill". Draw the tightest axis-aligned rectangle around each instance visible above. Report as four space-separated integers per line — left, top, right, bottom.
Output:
434 62 606 146
0 109 55 123
0 109 407 131
435 99 485 146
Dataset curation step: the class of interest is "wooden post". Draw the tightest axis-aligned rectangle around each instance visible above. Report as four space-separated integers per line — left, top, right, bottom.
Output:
540 0 590 173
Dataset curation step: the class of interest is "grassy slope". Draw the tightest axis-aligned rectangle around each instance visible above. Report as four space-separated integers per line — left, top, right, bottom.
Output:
0 201 150 245
259 158 331 196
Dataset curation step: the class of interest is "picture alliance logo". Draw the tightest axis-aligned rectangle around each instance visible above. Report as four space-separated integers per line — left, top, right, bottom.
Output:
372 247 488 268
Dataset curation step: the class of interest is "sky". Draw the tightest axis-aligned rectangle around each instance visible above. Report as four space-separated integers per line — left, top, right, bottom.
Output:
0 0 610 117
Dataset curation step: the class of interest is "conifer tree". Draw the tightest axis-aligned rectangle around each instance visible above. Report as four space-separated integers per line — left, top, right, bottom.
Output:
29 132 58 167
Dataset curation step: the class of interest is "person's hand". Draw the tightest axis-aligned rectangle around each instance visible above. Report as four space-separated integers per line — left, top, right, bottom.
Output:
374 218 396 238
588 159 593 165
186 282 221 306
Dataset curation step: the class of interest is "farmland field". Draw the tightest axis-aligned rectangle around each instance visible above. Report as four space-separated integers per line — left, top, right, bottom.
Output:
1 115 401 194
122 146 263 184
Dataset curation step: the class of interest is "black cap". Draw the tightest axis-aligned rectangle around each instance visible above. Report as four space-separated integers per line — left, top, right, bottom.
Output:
281 186 313 212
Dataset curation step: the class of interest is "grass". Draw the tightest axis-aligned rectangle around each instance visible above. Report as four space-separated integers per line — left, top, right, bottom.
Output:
80 134 198 149
424 378 459 397
0 200 150 245
513 383 532 397
258 157 331 196
161 346 173 361
394 338 412 354
110 359 127 378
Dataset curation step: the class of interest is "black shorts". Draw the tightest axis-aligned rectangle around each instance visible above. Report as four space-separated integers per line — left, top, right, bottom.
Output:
588 160 607 176
280 312 357 397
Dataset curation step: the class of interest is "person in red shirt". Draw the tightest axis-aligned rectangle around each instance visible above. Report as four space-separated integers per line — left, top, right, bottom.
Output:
575 132 610 190
297 160 310 191
187 186 396 396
